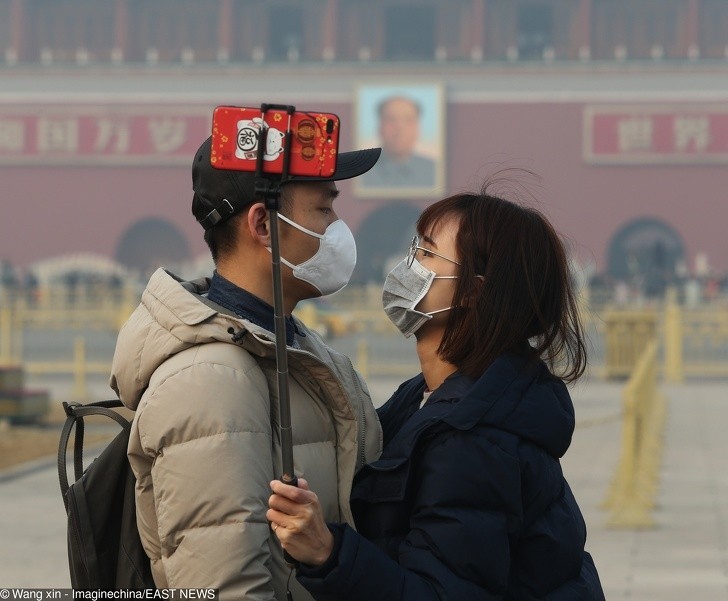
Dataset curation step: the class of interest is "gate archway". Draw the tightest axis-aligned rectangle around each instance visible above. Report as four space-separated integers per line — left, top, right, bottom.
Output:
115 217 191 277
607 217 686 297
352 202 422 285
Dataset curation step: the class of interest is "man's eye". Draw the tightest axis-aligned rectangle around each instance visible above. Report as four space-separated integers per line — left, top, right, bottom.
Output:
420 249 433 257
320 208 332 215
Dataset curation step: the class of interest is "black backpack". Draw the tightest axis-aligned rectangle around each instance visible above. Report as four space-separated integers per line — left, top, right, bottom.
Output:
58 399 155 589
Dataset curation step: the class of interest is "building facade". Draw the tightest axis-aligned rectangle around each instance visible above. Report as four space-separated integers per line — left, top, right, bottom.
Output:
2 0 728 65
1 0 727 295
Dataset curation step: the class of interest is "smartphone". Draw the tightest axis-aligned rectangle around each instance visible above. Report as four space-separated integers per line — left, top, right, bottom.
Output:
210 106 340 177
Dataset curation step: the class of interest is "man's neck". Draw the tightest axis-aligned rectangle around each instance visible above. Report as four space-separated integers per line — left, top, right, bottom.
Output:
216 260 297 316
207 271 300 346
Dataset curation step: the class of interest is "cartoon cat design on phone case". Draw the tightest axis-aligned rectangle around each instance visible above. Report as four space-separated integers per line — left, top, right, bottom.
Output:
212 106 340 177
234 117 285 162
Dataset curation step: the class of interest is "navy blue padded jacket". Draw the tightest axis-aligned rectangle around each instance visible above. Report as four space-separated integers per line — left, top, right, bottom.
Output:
298 351 605 601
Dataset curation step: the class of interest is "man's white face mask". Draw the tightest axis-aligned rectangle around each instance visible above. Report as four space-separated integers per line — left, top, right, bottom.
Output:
272 213 357 296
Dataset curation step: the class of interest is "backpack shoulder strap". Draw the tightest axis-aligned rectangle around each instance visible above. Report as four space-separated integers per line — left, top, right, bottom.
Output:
58 399 130 512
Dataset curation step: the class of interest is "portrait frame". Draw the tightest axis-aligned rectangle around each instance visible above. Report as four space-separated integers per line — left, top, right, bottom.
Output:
354 83 445 198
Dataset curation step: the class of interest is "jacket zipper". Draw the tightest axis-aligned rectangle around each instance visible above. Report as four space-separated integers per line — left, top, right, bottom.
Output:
246 331 368 470
345 354 367 471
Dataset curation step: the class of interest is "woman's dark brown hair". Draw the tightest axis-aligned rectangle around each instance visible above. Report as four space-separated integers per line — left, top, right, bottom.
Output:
417 186 587 382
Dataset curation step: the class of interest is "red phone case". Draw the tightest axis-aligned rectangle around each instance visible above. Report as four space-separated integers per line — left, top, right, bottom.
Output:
211 106 340 177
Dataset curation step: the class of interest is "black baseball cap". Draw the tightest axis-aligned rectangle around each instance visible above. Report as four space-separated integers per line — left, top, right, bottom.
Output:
192 136 381 230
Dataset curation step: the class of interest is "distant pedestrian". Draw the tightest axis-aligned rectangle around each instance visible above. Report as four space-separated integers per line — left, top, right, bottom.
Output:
23 271 39 306
0 260 18 293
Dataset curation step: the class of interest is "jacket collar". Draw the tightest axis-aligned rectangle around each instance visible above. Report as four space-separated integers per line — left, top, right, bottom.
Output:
377 352 575 461
206 271 302 346
376 371 476 460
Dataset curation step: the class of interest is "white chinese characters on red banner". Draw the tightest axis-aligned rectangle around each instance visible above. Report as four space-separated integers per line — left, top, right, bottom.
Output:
583 105 728 164
0 106 212 165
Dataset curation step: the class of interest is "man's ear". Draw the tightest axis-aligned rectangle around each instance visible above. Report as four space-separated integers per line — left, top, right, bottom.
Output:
246 202 270 245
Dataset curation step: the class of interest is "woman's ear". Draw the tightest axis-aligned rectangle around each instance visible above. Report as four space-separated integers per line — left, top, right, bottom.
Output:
461 275 485 308
247 202 270 245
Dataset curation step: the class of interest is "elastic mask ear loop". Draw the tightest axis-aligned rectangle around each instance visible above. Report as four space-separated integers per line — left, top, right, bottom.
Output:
272 213 326 270
265 245 299 270
425 307 452 317
277 213 325 239
424 274 458 316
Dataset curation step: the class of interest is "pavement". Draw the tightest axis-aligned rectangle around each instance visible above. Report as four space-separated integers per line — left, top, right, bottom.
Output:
560 379 728 601
1 376 727 599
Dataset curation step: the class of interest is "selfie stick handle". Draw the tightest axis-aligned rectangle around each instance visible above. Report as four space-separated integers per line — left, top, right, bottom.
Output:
256 104 299 568
268 205 296 484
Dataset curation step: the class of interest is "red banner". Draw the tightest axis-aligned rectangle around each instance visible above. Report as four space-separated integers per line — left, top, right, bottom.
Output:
584 105 728 164
0 104 213 165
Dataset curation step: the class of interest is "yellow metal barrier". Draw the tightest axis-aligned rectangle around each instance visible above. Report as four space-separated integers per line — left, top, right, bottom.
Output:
353 338 419 379
603 308 658 379
1 286 137 333
602 339 666 528
0 306 12 363
663 295 684 383
2 283 728 398
356 340 369 380
679 304 728 378
23 337 112 402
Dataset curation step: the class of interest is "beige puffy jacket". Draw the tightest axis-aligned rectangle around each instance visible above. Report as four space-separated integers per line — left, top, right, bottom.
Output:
110 269 382 600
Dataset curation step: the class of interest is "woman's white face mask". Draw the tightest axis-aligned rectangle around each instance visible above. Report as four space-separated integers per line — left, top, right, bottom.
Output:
271 213 357 296
381 257 458 338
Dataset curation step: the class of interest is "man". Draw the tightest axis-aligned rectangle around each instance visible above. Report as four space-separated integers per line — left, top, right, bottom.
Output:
361 96 435 188
110 136 383 600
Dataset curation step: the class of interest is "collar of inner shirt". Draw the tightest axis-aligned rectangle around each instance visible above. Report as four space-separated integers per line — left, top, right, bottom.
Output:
205 271 304 347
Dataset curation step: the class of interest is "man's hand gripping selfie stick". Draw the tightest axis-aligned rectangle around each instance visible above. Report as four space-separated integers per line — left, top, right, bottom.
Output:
254 104 299 567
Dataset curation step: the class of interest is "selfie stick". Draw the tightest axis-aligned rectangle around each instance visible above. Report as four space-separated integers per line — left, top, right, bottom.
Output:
254 105 300 568
255 103 297 488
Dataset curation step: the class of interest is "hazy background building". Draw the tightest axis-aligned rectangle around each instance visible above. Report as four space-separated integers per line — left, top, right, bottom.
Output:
1 0 727 298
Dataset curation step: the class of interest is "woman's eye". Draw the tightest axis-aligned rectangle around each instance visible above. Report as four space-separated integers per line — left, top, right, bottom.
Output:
320 208 331 215
421 249 433 258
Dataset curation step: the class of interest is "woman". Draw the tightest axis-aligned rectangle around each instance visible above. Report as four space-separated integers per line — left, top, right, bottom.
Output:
268 188 605 600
